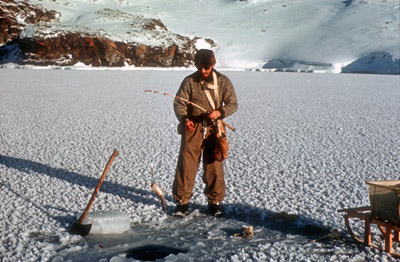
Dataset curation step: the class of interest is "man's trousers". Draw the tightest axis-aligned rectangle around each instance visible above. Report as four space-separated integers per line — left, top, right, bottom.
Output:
172 122 225 204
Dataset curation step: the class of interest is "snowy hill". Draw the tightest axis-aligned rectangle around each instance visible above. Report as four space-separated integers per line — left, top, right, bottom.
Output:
1 0 399 73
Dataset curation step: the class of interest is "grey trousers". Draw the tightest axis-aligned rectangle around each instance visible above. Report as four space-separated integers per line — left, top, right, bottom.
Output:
172 122 225 204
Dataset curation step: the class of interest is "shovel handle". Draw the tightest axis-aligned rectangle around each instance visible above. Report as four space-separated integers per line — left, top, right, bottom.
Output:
77 149 119 224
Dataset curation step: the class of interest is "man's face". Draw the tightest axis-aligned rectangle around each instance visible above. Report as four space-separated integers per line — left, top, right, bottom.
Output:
197 64 215 81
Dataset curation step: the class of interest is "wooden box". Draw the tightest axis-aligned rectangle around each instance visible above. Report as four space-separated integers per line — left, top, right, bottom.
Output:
366 180 400 225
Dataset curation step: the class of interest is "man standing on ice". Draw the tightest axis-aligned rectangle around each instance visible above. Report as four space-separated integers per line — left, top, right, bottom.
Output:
173 49 238 217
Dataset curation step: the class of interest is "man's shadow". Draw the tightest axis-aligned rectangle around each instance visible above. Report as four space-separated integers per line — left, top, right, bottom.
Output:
1 154 354 246
223 203 333 239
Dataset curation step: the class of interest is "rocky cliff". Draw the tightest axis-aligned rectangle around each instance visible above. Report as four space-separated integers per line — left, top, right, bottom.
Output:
0 0 207 67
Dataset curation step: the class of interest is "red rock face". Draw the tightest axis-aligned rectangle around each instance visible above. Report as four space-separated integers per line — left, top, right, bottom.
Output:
0 15 21 45
0 0 58 44
0 0 200 67
15 34 192 67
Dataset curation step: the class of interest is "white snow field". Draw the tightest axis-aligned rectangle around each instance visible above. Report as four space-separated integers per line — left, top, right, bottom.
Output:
0 68 399 261
26 0 399 73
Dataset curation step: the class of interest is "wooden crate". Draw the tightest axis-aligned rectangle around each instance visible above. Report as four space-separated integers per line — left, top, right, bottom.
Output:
366 180 400 226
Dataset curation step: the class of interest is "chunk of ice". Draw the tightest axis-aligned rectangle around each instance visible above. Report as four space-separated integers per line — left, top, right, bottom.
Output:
84 210 131 234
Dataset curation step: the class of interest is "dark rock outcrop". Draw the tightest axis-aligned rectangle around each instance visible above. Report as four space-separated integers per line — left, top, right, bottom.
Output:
0 0 58 45
13 33 193 67
0 0 201 67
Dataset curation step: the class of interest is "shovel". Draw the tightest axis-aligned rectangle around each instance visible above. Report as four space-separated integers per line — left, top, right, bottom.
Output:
69 149 119 236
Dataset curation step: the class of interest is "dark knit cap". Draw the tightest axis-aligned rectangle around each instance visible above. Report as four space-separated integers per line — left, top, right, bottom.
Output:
194 49 216 67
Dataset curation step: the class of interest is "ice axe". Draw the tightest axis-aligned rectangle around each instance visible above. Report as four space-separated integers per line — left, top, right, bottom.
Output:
69 149 119 236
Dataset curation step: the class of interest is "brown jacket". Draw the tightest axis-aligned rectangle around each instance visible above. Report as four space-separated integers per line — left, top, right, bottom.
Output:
173 70 238 124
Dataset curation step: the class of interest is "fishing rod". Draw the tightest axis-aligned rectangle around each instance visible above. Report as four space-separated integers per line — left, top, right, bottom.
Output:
144 89 235 131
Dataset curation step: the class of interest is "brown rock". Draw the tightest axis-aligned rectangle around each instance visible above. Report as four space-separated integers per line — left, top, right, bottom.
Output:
0 0 59 45
0 0 207 67
14 33 195 67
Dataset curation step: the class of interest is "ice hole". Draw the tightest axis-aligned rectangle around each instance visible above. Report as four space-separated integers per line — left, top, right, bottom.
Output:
125 244 187 261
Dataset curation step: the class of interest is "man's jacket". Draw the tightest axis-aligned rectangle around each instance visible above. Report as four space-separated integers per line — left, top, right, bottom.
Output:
174 70 238 123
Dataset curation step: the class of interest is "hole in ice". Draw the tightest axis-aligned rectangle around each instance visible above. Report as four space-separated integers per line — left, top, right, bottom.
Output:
125 244 187 261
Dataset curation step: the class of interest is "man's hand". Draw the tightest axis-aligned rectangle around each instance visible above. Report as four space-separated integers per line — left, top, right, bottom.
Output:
185 119 195 132
208 110 221 120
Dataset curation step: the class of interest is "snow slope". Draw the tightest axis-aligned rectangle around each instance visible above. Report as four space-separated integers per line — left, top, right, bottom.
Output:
26 0 399 73
0 69 399 261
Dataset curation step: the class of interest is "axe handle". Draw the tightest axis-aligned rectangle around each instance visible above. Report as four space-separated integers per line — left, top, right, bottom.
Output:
77 149 119 224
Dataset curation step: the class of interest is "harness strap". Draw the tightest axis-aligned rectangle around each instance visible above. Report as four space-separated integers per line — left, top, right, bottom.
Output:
202 71 220 110
202 71 223 137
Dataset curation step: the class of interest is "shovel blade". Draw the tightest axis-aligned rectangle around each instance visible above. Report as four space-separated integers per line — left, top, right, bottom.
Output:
69 223 92 236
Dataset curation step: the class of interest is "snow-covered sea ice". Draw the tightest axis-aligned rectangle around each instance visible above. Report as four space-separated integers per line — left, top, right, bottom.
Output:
0 69 399 261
